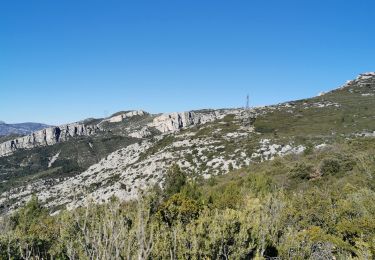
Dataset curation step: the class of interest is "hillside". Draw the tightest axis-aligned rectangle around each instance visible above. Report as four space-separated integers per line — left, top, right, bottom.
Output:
0 73 374 214
0 72 375 258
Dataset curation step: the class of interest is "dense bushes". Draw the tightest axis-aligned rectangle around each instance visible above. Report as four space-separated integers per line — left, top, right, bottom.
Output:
1 139 375 259
1 186 375 259
3 186 373 259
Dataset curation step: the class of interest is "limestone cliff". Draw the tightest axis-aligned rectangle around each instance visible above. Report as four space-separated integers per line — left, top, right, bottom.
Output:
0 123 99 157
150 110 241 133
99 110 146 124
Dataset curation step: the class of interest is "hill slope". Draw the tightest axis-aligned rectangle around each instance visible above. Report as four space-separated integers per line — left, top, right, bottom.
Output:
1 73 375 259
0 72 375 214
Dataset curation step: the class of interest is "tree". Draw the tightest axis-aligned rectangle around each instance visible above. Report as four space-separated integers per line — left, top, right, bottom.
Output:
163 164 187 197
158 194 201 227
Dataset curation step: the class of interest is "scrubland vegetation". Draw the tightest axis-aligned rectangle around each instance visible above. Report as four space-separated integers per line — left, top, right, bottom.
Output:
1 137 375 259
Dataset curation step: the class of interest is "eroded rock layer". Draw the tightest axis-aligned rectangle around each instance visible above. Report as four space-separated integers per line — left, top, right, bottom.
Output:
0 123 99 157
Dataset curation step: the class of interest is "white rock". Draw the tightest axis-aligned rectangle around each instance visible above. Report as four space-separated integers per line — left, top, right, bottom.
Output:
48 152 60 168
102 110 146 124
0 123 99 157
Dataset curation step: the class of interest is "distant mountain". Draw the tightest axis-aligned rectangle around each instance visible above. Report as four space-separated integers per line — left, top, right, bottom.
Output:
0 121 50 136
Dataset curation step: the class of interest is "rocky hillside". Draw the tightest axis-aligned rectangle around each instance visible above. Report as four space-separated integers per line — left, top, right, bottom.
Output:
0 72 374 214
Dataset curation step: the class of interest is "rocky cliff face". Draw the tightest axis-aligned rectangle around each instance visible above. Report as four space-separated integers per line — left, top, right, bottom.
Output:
150 109 243 133
0 123 99 157
99 110 146 124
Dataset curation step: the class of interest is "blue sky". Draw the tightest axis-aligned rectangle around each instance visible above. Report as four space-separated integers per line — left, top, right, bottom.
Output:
1 0 374 125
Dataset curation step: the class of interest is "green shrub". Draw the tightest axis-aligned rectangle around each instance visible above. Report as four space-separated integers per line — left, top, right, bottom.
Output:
163 164 187 197
291 162 314 179
157 194 201 226
245 172 273 196
303 143 314 155
319 158 341 175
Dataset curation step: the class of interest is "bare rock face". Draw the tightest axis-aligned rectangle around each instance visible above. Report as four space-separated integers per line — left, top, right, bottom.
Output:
101 110 146 124
128 127 152 138
150 110 231 133
339 72 375 90
0 123 99 157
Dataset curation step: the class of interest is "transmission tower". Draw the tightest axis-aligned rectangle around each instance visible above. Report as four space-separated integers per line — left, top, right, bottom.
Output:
243 94 256 127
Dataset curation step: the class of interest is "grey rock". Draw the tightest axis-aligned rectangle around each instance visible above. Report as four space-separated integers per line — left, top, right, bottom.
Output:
99 110 146 124
0 122 99 157
150 109 242 133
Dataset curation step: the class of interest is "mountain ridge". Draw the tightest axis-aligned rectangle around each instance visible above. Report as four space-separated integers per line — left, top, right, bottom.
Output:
0 72 374 214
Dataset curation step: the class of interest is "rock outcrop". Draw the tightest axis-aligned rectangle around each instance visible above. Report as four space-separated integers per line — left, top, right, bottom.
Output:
339 72 375 90
128 127 152 138
150 110 241 133
0 123 99 157
100 110 146 124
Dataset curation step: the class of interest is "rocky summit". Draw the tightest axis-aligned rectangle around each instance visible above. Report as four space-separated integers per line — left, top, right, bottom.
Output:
0 72 375 215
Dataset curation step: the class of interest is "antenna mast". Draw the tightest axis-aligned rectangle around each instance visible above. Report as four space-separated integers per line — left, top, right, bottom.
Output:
243 93 256 128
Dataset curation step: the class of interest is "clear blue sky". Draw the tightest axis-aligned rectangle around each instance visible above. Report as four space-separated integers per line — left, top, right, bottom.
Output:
1 0 374 125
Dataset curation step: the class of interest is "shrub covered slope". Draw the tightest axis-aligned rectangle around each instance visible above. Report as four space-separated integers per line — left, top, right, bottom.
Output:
1 137 375 259
1 73 375 259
